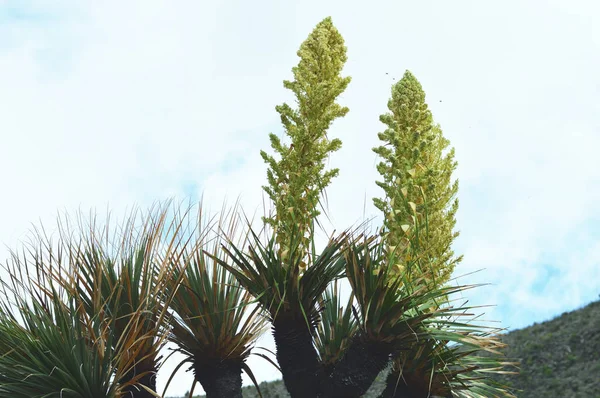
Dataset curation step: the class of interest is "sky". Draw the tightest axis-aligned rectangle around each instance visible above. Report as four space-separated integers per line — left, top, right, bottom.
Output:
1 0 599 395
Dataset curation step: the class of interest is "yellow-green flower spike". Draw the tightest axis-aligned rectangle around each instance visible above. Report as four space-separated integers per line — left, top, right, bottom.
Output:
373 70 462 287
261 17 351 265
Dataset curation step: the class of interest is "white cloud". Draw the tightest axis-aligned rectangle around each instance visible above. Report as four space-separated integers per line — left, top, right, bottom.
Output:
1 0 599 395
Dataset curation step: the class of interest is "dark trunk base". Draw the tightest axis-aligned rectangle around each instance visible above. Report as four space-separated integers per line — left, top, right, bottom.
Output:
273 312 321 398
321 336 392 398
194 358 243 398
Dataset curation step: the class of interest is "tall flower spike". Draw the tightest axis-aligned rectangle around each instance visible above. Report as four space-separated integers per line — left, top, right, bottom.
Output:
373 70 462 287
261 16 351 267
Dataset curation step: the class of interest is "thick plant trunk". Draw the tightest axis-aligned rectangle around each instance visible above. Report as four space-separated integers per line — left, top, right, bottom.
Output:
321 335 392 398
122 364 157 398
194 358 243 398
272 312 321 398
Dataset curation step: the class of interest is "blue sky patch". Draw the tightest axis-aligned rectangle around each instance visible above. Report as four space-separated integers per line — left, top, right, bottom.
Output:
0 1 56 23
